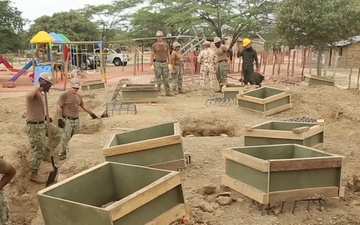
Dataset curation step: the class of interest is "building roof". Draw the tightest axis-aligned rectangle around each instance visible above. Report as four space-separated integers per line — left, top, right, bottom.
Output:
334 36 360 46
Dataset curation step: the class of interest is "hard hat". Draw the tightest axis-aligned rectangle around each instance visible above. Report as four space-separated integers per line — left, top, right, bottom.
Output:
242 38 251 47
213 37 221 43
38 72 54 85
156 31 164 37
172 42 181 48
70 78 81 88
203 41 211 46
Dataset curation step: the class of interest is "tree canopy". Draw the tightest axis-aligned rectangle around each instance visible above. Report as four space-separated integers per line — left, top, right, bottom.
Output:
0 0 27 52
28 11 100 41
276 0 360 75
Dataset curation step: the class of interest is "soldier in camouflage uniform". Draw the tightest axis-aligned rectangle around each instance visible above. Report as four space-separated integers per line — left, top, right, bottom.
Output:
150 31 173 96
57 78 98 160
0 157 16 225
170 42 185 94
197 41 217 94
214 37 230 91
25 72 59 184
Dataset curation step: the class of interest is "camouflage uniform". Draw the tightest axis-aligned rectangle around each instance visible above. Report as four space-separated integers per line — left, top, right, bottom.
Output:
43 123 62 159
154 62 170 92
26 123 46 173
198 47 217 91
0 191 9 225
172 65 183 91
59 118 79 160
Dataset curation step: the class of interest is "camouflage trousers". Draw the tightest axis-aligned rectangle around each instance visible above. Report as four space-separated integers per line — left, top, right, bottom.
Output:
172 65 183 91
44 123 62 157
154 61 170 92
60 118 79 159
26 123 62 172
0 191 9 225
216 61 228 85
200 65 216 91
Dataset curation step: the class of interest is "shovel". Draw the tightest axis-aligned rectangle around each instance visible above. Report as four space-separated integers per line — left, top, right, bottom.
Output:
43 91 58 187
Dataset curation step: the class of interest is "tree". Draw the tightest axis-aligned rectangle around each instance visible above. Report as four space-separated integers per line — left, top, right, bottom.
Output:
130 1 197 39
80 0 143 41
276 0 360 76
130 0 276 49
28 11 100 42
186 0 276 48
0 0 27 53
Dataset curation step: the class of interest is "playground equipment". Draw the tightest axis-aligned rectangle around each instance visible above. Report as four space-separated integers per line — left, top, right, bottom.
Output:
28 31 106 86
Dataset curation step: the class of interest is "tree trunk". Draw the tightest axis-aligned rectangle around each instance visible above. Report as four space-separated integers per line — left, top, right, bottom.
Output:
316 46 324 76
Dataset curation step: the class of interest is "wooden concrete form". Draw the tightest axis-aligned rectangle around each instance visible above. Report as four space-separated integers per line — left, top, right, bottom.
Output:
222 83 258 99
121 84 158 103
38 162 188 225
244 120 325 149
103 121 186 171
221 144 345 205
81 80 105 91
303 75 335 87
236 86 292 117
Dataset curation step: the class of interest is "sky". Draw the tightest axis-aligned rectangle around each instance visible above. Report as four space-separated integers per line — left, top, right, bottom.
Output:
13 0 114 27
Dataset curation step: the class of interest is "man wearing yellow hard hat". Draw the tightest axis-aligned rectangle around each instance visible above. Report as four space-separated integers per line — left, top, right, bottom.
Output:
237 38 260 85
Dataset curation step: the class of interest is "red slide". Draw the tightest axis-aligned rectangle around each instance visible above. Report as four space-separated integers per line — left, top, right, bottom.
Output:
0 56 21 72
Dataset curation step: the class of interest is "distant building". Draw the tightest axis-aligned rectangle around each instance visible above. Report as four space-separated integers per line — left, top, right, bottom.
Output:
328 36 360 68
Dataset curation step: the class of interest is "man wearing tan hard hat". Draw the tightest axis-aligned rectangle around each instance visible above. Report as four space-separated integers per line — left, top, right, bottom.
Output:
237 38 260 85
150 30 173 96
213 37 230 91
56 78 98 160
25 72 61 184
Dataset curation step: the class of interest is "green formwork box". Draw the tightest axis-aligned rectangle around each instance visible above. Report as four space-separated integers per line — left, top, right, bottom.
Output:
221 144 345 205
38 162 189 225
81 80 105 91
303 75 335 87
121 84 158 103
243 120 325 149
236 86 292 117
103 121 186 171
221 83 258 99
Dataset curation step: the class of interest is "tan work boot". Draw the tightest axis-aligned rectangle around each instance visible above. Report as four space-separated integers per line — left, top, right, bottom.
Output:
165 92 174 96
30 172 46 184
178 89 186 94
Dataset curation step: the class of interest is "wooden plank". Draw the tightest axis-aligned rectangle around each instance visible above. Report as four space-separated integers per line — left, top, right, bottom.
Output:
236 93 265 104
264 103 292 117
304 75 335 82
243 127 302 140
122 88 158 92
173 122 181 135
121 98 158 103
144 203 188 225
269 157 343 172
107 172 182 221
268 186 339 203
221 175 268 204
148 159 186 170
264 92 290 104
222 148 269 172
38 162 110 194
103 134 116 149
303 124 324 139
103 135 181 157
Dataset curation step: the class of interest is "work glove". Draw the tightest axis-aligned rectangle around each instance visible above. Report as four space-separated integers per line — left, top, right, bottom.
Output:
150 64 154 70
58 119 65 128
168 64 173 70
45 115 53 123
89 113 98 119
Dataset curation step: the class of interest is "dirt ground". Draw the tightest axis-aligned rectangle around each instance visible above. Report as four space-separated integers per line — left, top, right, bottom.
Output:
1 77 360 225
